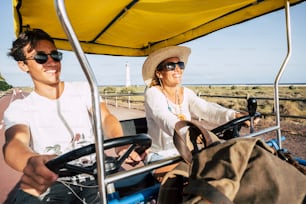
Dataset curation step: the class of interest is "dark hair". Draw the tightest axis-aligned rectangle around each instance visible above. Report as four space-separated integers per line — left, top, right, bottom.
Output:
156 61 164 71
7 29 55 61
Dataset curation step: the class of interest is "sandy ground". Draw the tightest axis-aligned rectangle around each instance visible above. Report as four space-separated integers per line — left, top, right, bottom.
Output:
255 119 306 160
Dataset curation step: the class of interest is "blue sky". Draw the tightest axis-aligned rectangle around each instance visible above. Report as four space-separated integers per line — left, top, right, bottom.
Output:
0 2 305 87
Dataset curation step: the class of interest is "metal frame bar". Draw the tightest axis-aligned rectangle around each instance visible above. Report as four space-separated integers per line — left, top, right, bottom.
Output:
274 0 292 149
54 0 107 203
52 0 293 202
239 0 292 148
53 1 178 203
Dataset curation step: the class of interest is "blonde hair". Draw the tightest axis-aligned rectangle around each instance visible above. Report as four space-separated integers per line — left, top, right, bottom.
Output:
149 72 160 87
149 61 164 87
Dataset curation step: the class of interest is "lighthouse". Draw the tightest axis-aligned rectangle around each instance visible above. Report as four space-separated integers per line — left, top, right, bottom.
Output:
125 62 131 87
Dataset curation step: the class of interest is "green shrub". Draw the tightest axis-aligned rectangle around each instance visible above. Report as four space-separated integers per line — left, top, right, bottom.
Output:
288 85 295 90
0 81 13 91
120 86 136 94
102 86 117 93
231 85 237 90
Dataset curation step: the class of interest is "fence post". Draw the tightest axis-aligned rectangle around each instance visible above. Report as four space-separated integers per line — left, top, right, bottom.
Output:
128 91 131 109
105 91 108 104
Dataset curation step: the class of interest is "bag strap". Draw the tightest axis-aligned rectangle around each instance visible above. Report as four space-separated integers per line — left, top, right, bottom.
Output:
174 121 234 204
173 120 216 164
277 149 306 175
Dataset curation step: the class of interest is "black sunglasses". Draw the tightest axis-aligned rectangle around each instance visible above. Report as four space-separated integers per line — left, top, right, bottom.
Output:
159 61 185 71
25 50 63 64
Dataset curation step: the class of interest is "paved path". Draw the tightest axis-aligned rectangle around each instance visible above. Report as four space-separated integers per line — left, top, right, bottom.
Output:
0 90 25 203
0 90 145 203
107 105 145 121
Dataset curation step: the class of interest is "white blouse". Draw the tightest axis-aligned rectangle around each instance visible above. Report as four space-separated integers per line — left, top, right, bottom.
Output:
144 86 236 158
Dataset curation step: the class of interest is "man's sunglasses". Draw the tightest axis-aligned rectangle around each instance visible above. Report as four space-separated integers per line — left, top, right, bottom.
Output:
25 50 63 64
159 61 185 71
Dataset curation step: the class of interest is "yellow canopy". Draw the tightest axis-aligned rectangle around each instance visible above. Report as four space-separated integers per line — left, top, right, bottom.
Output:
13 0 304 56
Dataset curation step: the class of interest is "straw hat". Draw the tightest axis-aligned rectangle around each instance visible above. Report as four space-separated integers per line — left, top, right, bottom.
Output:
142 46 191 86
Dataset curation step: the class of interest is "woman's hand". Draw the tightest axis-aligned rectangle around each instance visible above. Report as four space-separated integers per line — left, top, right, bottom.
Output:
235 112 260 127
116 147 148 166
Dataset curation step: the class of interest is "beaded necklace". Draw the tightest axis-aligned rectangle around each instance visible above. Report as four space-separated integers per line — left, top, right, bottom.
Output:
162 87 186 120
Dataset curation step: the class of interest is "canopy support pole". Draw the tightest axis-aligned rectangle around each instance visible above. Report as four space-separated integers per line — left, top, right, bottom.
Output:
54 0 107 203
274 0 292 149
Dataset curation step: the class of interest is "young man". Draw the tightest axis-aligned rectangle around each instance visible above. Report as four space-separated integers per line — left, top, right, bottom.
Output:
3 29 142 203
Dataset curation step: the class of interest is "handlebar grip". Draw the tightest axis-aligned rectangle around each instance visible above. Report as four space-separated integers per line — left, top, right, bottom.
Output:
247 97 257 117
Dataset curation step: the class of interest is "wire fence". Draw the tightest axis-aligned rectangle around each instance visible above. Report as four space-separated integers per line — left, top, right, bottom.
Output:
197 94 306 120
2 89 305 120
101 92 306 120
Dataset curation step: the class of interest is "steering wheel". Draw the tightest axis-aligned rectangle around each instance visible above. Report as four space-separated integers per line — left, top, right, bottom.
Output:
211 112 261 140
211 97 261 140
45 133 151 178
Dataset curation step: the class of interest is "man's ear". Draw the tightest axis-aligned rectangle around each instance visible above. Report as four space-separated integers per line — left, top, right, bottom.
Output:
17 61 29 73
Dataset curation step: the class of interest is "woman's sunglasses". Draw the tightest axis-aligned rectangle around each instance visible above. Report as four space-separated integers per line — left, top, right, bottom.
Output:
25 50 63 64
159 61 185 71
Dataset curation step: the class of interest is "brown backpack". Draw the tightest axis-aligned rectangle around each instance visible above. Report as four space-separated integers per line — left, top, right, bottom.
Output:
158 120 306 204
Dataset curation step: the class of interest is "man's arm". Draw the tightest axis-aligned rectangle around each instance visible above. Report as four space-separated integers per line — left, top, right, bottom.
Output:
3 124 58 196
99 102 145 164
99 102 124 138
3 124 36 171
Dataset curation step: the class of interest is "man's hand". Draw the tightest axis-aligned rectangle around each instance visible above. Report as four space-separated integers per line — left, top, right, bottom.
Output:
20 155 58 196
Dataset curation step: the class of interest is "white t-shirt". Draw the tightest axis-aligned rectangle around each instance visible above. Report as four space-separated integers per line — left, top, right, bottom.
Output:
144 86 236 158
4 82 96 158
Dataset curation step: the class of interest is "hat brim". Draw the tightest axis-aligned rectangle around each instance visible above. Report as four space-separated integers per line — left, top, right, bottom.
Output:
142 46 191 86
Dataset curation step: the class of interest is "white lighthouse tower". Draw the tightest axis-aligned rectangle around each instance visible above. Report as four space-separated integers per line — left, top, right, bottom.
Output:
125 62 131 87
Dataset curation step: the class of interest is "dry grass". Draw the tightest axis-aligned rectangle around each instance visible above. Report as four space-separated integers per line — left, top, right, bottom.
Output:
103 84 305 159
99 85 306 125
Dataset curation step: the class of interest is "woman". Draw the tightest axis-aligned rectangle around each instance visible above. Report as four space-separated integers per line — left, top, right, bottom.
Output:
142 46 246 163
